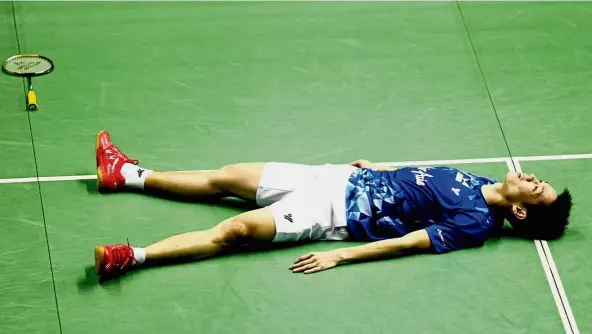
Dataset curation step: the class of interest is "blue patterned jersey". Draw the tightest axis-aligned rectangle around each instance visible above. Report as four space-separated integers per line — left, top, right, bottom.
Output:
345 166 500 254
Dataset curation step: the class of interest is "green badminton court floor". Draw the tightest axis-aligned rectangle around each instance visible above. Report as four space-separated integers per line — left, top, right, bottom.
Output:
1 2 591 333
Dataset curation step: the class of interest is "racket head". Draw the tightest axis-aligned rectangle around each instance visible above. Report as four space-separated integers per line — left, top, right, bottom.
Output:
2 54 54 77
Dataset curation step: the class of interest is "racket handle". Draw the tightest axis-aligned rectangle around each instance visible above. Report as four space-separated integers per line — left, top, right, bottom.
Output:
27 89 37 111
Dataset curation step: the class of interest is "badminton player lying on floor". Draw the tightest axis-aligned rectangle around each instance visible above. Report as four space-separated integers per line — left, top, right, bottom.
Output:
92 130 572 279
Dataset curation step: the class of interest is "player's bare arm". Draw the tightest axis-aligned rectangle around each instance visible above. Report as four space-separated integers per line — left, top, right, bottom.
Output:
290 229 431 274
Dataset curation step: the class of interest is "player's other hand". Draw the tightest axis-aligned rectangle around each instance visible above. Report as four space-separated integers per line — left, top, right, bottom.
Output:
350 159 373 168
289 251 343 274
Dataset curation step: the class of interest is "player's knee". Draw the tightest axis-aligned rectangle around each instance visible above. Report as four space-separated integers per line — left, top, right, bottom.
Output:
214 218 250 248
211 164 243 191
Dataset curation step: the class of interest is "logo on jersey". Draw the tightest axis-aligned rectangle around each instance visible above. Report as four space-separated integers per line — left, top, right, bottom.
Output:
284 214 293 223
452 188 460 196
455 172 476 189
411 168 433 186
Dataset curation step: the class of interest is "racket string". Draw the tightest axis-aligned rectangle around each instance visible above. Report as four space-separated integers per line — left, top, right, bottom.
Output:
3 55 53 75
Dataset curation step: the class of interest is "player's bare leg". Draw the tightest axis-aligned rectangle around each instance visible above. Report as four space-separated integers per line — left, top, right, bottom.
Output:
94 207 276 279
95 129 265 201
143 165 264 201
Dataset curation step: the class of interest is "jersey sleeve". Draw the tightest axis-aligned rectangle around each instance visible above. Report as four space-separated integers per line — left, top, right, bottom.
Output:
425 211 488 254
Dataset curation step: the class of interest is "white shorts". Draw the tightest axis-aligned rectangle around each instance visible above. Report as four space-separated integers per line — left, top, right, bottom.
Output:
255 162 358 243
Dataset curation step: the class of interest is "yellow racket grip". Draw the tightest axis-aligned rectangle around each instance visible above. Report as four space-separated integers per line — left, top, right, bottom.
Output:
27 89 37 111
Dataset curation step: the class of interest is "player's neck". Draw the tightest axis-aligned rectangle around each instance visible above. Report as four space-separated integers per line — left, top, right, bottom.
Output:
481 183 512 209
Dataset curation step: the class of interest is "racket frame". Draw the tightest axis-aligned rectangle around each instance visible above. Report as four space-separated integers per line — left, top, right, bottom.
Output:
2 54 55 77
2 54 54 111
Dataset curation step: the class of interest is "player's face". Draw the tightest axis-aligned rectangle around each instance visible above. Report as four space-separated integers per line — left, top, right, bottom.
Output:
502 172 558 206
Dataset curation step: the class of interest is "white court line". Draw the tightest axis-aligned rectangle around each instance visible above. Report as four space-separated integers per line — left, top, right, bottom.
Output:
516 153 592 162
377 152 592 167
511 159 579 334
0 175 96 184
377 157 508 166
0 177 39 184
0 152 591 184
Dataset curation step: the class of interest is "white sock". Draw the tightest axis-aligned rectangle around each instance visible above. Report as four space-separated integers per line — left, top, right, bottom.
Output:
132 247 146 265
120 163 152 190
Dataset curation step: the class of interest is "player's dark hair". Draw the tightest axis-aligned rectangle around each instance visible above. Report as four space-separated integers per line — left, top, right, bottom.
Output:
512 188 572 240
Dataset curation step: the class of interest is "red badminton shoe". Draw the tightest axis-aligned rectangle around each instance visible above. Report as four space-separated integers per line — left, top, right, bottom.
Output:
95 130 138 192
94 244 138 279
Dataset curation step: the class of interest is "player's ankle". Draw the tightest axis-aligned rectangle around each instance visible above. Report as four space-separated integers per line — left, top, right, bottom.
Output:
121 163 152 190
132 247 146 265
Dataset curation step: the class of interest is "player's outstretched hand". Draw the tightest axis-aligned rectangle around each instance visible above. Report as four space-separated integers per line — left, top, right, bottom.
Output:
350 159 373 168
290 251 342 274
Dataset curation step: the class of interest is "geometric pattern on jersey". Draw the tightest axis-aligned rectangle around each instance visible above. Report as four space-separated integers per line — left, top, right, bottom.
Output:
345 168 413 239
344 166 499 253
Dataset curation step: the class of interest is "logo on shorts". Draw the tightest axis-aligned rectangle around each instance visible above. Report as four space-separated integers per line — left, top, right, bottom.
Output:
138 169 145 178
284 214 293 223
437 228 447 247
